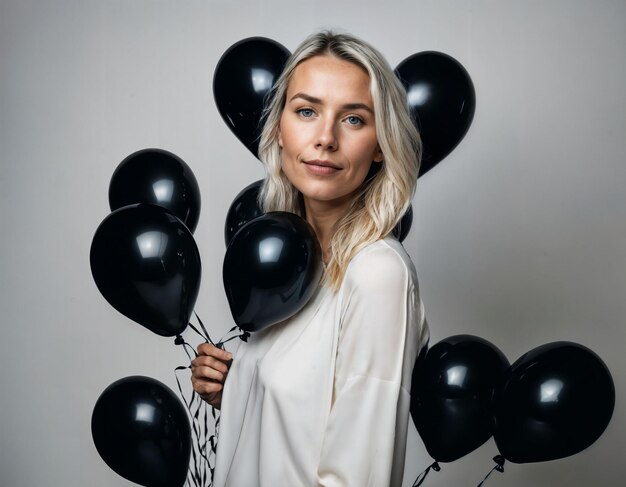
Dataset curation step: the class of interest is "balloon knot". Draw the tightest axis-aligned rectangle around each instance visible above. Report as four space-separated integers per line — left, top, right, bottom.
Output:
493 455 505 472
431 461 441 472
174 335 185 345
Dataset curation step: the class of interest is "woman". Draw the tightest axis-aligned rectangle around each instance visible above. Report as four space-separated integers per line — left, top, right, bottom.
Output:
192 30 429 486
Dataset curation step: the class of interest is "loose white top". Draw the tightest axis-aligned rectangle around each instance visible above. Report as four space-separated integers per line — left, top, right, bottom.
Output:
213 237 429 487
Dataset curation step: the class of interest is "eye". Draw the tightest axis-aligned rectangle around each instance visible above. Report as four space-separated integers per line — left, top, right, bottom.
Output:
297 108 315 118
345 115 364 126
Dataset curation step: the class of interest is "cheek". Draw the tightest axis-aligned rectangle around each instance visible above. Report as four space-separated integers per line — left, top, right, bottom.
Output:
278 113 299 150
280 122 301 152
350 137 381 170
280 149 299 185
280 133 307 170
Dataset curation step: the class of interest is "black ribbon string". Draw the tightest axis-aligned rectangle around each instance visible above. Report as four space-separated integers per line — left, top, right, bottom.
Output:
412 461 440 486
194 312 213 344
173 335 206 486
174 315 249 487
476 455 505 487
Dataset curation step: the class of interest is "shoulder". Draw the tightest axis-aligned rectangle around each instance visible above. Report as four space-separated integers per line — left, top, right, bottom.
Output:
341 237 418 294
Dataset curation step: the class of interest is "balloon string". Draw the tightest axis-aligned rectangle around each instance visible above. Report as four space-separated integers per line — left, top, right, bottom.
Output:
173 362 204 486
188 322 211 343
174 330 214 486
175 335 199 360
476 456 505 487
174 314 250 486
187 315 249 347
194 311 213 344
412 461 440 486
219 330 250 346
175 372 214 486
214 324 250 348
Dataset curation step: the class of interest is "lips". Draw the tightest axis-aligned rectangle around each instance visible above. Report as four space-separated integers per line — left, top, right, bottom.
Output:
303 159 342 170
302 159 342 176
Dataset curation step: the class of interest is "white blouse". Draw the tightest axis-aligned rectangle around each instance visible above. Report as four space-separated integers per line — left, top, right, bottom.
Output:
213 237 429 487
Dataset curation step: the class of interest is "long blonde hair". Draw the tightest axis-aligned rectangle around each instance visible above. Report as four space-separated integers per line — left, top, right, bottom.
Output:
258 30 421 291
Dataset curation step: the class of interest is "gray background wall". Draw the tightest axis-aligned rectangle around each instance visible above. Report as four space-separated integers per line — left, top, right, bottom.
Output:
1 0 625 485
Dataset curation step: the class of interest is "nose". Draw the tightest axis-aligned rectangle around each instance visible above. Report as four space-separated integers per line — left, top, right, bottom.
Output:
315 120 338 151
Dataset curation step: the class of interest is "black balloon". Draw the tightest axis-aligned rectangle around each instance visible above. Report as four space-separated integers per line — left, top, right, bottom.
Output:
494 341 615 463
391 205 413 243
224 179 264 247
411 335 509 463
90 204 201 337
213 37 290 158
223 212 323 332
109 148 201 233
92 376 191 487
395 52 476 176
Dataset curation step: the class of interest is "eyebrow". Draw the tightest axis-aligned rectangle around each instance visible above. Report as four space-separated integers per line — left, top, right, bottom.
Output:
288 92 374 115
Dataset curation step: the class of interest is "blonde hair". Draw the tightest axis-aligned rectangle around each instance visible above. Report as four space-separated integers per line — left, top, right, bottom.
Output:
258 30 421 291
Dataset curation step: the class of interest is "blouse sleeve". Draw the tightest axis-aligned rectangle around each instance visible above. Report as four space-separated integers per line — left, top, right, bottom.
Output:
316 244 427 487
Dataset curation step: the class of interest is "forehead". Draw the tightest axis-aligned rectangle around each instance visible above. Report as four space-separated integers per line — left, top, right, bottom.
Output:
286 55 372 103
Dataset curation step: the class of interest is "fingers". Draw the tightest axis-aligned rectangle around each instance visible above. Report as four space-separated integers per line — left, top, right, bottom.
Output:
191 365 225 402
192 364 225 382
191 355 229 375
197 343 233 362
191 344 233 407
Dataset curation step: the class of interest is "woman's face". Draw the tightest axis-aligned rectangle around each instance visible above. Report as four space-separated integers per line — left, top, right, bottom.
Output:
278 55 383 209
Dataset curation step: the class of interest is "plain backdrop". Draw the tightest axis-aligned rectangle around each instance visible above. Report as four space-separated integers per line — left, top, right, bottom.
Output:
1 0 625 486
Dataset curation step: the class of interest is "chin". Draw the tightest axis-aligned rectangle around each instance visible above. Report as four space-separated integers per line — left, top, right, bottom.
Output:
297 181 336 200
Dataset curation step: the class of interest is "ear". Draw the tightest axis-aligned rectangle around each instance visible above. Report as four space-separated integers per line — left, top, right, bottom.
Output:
278 128 283 149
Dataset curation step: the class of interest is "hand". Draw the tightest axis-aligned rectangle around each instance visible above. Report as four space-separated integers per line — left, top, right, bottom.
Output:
191 343 233 410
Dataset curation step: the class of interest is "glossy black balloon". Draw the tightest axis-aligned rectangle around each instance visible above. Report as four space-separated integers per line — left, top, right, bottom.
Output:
214 37 290 158
90 204 201 337
224 179 264 246
109 148 201 233
391 205 413 243
92 376 191 487
223 212 323 332
410 335 509 463
395 52 476 176
494 341 615 463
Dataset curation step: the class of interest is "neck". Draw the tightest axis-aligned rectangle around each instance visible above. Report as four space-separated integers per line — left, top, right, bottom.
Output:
302 195 351 264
